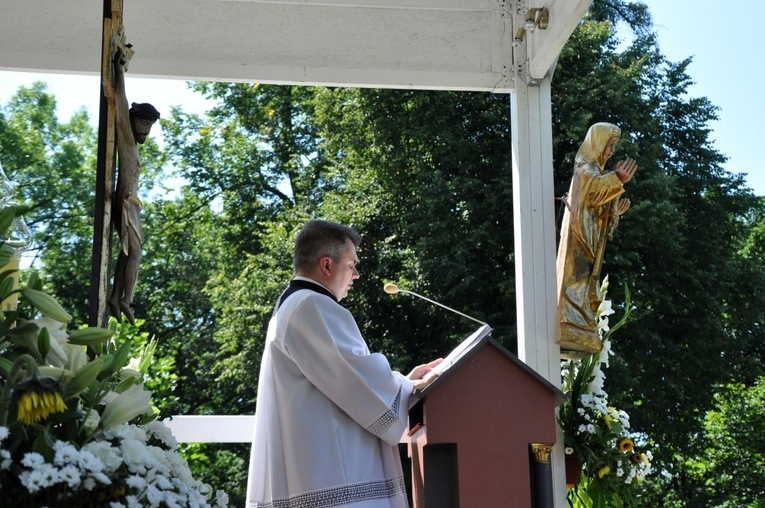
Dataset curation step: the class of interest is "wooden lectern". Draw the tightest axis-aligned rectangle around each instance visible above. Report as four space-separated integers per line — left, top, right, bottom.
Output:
407 326 565 508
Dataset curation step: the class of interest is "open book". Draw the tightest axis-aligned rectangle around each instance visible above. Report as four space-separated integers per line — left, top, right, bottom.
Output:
424 324 493 381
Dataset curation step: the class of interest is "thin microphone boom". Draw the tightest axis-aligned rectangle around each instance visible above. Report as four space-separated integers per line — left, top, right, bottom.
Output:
384 283 489 328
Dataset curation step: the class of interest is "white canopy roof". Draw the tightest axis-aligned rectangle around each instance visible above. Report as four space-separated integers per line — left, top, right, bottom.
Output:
0 0 590 92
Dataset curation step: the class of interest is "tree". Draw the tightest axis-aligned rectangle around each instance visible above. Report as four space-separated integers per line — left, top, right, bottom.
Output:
683 379 765 507
0 83 97 324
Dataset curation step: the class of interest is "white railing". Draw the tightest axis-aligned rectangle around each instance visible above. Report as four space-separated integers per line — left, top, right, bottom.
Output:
163 415 410 444
163 415 255 443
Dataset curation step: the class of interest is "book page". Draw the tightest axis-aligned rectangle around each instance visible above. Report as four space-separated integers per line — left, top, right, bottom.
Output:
424 324 492 380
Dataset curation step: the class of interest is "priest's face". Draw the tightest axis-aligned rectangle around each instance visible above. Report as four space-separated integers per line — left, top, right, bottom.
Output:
327 238 360 301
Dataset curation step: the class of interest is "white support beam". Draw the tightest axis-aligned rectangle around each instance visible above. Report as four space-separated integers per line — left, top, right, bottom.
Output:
526 0 595 80
510 76 565 506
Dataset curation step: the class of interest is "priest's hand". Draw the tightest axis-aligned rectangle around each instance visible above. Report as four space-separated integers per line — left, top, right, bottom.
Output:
407 358 444 392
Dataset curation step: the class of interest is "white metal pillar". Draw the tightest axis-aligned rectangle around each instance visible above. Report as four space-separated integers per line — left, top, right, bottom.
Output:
510 75 566 507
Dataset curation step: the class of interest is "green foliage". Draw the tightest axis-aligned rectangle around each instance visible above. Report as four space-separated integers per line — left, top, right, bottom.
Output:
682 379 765 507
0 82 97 325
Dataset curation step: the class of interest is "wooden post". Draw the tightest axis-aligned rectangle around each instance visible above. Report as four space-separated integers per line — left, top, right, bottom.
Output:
90 0 121 328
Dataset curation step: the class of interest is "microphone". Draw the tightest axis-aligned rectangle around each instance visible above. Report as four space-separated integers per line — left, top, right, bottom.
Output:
384 283 489 328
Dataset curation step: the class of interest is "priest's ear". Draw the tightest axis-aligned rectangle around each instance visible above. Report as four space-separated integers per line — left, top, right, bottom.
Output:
319 256 333 276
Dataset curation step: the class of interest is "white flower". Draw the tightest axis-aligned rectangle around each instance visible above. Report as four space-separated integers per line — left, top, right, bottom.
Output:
145 483 165 505
84 408 101 432
120 368 142 381
78 449 105 473
598 299 615 317
147 420 178 448
21 452 45 468
53 440 80 466
215 490 230 506
0 426 9 441
84 441 123 472
19 470 45 493
63 343 88 371
564 447 574 455
59 464 82 487
1 449 12 470
122 439 150 472
125 495 142 508
100 384 153 429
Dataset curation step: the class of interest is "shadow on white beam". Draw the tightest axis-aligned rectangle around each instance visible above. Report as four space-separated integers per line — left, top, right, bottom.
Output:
163 415 255 443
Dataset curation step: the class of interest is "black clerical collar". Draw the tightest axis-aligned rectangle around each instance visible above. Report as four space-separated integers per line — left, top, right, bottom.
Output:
274 278 338 313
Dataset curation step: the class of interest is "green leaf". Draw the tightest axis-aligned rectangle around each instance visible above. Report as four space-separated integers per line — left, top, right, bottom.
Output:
37 326 51 360
0 207 15 236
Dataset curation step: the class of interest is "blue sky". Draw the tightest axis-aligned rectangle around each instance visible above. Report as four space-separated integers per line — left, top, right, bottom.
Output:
639 0 764 195
0 0 762 195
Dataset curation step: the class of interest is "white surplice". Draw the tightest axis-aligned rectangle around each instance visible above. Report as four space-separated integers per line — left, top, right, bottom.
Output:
246 279 414 508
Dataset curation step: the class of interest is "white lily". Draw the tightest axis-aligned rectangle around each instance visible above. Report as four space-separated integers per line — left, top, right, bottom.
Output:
32 317 70 367
99 384 153 430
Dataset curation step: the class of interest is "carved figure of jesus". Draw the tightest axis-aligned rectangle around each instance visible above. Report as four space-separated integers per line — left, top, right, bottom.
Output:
109 48 160 325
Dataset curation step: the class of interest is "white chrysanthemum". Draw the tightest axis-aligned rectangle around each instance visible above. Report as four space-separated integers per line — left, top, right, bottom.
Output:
38 463 60 487
127 473 148 490
53 440 80 466
0 426 9 441
78 449 106 473
21 452 46 468
84 440 124 472
19 470 45 493
147 420 178 448
216 490 230 506
125 495 142 508
1 449 13 471
145 483 165 505
58 464 82 487
107 423 148 443
121 438 150 469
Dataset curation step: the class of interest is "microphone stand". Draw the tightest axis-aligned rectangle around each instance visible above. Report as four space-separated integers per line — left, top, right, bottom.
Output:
384 283 489 328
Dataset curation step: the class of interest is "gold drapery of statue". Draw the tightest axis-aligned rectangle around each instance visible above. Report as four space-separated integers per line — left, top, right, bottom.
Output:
556 122 636 359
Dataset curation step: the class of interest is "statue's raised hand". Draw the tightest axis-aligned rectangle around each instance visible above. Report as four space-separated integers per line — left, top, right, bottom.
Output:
617 198 631 216
614 158 637 184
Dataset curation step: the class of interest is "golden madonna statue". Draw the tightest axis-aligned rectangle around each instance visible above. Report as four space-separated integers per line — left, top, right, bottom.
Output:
556 122 637 358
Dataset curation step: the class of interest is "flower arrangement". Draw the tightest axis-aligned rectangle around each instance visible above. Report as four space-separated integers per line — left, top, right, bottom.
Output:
558 276 653 507
0 204 228 508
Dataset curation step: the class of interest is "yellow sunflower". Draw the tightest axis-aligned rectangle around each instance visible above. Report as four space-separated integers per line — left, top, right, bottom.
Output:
618 438 634 452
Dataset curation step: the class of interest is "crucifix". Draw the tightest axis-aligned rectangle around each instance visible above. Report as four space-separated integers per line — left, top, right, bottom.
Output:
90 0 159 327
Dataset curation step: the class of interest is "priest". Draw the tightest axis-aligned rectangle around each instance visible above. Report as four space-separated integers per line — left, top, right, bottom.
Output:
246 219 441 508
